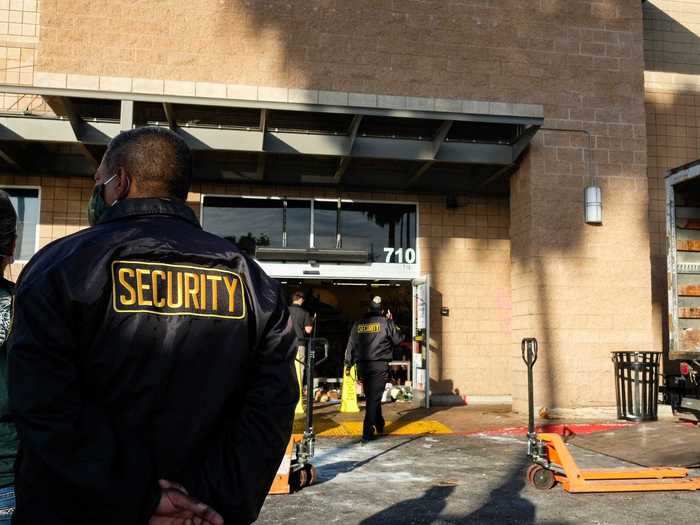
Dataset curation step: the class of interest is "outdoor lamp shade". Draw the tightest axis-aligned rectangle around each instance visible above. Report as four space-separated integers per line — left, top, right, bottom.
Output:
584 186 602 224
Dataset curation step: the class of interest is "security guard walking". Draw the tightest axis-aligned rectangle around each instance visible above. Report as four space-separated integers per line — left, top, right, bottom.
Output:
7 127 298 525
344 296 401 442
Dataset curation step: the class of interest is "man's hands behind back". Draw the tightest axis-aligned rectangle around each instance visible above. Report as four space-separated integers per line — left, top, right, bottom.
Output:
149 479 224 525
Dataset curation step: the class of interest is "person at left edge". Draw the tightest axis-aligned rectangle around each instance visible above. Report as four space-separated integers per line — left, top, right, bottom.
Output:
0 190 17 525
7 126 298 525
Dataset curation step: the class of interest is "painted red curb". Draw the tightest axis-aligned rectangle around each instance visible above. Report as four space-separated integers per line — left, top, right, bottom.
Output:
461 422 633 437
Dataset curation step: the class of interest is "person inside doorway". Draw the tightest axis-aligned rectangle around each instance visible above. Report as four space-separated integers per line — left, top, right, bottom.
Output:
344 296 402 442
390 338 412 385
288 291 313 362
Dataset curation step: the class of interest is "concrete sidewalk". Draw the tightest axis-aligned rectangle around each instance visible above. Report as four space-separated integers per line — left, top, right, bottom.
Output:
259 434 700 525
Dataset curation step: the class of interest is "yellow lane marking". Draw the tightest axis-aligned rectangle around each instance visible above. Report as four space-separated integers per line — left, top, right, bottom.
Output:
293 419 452 436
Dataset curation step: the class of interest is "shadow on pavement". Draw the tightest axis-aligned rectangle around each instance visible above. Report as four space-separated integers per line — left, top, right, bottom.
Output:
359 485 455 525
355 455 577 525
458 457 537 524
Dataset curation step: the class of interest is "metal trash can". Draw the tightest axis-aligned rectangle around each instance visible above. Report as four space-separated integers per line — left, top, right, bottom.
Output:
612 351 661 422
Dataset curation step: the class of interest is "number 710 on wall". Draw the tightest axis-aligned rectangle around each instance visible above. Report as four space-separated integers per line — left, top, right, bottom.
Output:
383 247 417 264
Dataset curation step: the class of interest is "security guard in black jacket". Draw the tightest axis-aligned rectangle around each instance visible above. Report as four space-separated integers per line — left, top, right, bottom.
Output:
344 296 401 442
7 127 298 525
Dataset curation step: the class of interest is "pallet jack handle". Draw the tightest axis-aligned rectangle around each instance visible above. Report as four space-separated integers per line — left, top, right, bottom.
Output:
305 334 328 435
294 313 327 465
519 336 700 493
280 314 329 491
521 338 538 439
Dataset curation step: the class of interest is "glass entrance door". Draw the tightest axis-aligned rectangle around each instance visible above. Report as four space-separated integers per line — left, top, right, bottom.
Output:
412 275 430 408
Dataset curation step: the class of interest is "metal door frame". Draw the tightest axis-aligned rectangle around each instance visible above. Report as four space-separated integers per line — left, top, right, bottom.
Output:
412 274 431 408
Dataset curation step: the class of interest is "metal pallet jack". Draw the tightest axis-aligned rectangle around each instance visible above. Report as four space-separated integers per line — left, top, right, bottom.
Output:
522 337 700 493
269 335 328 494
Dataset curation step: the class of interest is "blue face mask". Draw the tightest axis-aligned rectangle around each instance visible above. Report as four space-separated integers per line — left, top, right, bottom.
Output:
87 174 119 226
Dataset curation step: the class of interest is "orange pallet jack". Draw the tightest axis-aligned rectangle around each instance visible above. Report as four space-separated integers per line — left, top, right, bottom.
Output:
522 338 700 493
269 337 328 494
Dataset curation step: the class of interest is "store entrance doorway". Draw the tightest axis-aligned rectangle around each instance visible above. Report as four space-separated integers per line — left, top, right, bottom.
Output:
280 279 414 398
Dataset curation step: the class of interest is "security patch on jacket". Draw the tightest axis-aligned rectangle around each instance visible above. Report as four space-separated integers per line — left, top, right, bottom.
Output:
112 261 247 319
357 322 380 334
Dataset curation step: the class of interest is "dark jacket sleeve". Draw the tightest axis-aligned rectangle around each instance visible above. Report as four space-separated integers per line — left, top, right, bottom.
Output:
344 323 358 366
304 310 313 335
180 280 298 524
8 268 160 524
387 319 402 347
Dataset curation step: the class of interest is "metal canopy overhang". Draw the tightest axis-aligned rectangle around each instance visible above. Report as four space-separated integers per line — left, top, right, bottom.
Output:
0 85 543 194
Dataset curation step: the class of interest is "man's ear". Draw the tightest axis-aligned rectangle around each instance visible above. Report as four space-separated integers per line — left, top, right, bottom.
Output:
116 166 131 200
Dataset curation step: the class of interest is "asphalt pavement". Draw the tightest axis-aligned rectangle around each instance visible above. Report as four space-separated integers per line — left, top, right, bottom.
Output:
258 434 700 525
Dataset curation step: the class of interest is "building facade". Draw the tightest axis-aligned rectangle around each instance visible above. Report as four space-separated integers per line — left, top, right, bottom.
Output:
0 0 680 414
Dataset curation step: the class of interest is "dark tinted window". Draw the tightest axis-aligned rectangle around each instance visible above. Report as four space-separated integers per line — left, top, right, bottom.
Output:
285 200 311 249
340 202 416 263
202 196 312 254
201 196 416 263
201 196 283 255
313 200 338 249
1 187 39 262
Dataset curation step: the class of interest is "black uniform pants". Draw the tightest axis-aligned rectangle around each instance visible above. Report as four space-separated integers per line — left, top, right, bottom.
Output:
359 360 389 439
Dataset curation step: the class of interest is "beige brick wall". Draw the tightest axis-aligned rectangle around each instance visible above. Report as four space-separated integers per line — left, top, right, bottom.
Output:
35 0 642 105
512 130 652 412
1 173 90 281
417 196 511 397
0 0 39 40
0 0 43 111
506 1 651 412
16 0 653 409
1 173 512 397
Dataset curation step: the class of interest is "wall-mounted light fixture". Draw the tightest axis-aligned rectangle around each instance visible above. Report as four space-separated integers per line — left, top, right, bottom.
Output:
541 127 601 226
584 185 602 224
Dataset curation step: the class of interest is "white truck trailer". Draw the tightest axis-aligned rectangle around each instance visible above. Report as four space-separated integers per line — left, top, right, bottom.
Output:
665 160 700 416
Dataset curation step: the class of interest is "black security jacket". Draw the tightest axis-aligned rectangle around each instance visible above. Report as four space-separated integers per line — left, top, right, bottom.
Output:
7 198 298 525
344 312 401 365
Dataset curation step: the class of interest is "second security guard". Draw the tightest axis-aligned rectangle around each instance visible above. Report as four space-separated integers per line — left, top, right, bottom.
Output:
344 296 402 442
8 126 298 525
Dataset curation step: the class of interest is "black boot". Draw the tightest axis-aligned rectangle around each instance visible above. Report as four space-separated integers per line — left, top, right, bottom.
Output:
361 429 376 443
